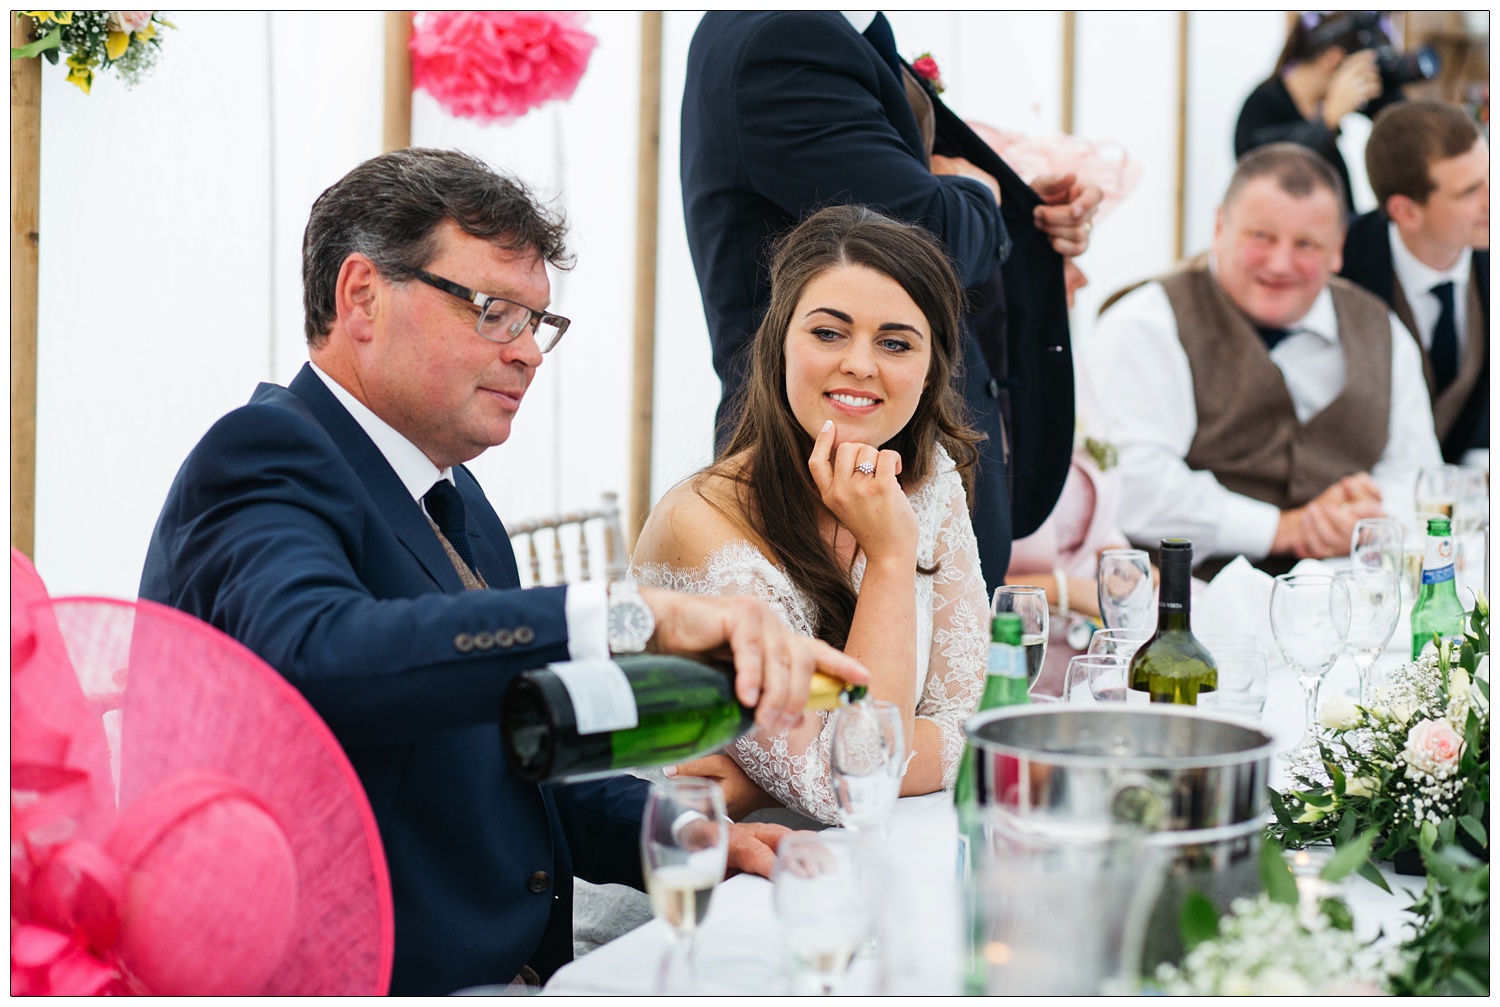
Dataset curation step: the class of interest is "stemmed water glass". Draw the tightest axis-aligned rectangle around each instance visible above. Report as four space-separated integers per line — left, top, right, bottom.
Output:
1087 627 1153 661
641 778 729 993
1335 568 1401 706
1269 574 1351 757
830 699 905 840
773 832 873 995
1064 654 1132 704
993 586 1048 691
1096 549 1154 630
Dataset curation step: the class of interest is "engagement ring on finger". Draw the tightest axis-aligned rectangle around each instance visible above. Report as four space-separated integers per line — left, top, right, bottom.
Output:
855 461 876 475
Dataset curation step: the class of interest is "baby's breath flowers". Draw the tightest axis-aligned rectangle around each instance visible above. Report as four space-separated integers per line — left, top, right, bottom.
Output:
11 11 172 93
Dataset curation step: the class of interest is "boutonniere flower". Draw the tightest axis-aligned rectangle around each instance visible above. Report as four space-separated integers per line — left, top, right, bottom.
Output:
910 52 945 94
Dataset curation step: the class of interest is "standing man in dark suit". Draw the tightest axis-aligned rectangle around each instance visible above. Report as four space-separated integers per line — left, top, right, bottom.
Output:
681 10 1098 592
139 149 866 996
1341 100 1489 465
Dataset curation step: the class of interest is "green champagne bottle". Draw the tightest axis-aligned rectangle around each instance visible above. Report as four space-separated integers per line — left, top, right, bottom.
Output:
1410 516 1466 660
501 654 865 784
1128 539 1217 704
955 612 1026 995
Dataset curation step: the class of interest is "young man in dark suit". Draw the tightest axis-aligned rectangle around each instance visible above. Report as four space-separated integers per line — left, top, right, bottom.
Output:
1341 100 1489 464
139 149 866 995
680 10 1099 592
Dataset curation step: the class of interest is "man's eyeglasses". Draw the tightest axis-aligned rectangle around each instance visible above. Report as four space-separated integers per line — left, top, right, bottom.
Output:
412 269 570 352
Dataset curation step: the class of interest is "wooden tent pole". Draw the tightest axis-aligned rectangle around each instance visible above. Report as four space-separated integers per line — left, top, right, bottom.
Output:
383 12 412 152
628 12 663 550
12 15 42 559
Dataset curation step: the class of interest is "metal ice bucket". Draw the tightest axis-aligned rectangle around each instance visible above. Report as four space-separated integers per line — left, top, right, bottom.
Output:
965 705 1277 966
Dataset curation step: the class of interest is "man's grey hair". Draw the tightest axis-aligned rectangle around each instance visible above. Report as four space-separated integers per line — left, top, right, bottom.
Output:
301 148 572 347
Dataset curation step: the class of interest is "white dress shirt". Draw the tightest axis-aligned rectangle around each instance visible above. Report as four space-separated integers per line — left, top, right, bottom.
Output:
309 362 609 658
1084 281 1442 561
1388 219 1472 354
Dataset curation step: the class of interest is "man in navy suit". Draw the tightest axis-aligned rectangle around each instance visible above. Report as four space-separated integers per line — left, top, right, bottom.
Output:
681 10 1099 592
1341 100 1489 464
139 149 865 995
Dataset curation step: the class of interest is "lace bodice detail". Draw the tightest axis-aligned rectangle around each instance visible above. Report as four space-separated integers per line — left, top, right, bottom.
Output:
633 447 988 824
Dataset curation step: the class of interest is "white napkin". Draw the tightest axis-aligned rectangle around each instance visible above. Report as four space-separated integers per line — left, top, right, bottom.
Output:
1196 557 1278 667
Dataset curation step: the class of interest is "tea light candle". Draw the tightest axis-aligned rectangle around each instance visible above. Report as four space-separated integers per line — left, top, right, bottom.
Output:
1285 847 1336 927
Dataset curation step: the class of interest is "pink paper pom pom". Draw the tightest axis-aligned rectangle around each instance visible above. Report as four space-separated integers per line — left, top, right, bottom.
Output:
410 11 599 125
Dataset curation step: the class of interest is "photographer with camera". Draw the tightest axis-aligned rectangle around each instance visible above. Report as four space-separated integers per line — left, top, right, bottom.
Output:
1235 11 1439 216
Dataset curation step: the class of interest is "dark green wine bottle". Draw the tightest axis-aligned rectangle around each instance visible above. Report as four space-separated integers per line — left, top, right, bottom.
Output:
1128 539 1217 704
502 654 864 783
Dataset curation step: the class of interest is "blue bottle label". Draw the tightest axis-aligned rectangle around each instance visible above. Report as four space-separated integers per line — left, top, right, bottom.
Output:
1421 535 1456 585
987 642 1026 680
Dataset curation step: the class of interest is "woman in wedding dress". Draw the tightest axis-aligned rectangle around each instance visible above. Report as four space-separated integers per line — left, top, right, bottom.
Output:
633 204 990 825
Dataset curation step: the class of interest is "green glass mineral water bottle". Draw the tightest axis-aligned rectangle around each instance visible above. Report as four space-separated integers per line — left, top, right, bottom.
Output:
1411 516 1466 659
955 612 1026 995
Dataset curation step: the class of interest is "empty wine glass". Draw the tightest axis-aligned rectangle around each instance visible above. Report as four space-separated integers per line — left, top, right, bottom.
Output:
830 700 905 838
1197 634 1259 663
1335 568 1401 706
774 832 873 995
1199 649 1269 719
1270 574 1351 758
1350 517 1404 576
1096 549 1154 630
1067 654 1132 704
642 778 729 993
1086 627 1153 661
993 586 1048 690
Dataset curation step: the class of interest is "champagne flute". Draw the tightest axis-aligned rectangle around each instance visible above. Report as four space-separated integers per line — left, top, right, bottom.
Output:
1096 549 1154 630
1269 574 1351 758
641 778 729 993
1335 568 1400 706
1415 465 1460 521
993 586 1048 690
830 700 905 838
773 832 872 995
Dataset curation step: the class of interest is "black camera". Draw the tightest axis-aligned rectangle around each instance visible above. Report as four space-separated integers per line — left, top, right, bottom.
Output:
1306 11 1441 90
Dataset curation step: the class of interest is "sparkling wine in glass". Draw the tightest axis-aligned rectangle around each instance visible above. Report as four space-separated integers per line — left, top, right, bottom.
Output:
1269 574 1351 758
1415 465 1459 521
1096 549 1154 630
642 777 728 993
993 586 1048 689
1336 568 1400 706
773 832 872 995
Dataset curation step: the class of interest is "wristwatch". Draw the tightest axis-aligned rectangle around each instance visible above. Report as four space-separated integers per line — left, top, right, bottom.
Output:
607 581 655 654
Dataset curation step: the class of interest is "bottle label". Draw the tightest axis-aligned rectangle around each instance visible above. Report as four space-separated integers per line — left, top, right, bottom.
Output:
549 659 640 735
1421 535 1456 585
988 642 1026 680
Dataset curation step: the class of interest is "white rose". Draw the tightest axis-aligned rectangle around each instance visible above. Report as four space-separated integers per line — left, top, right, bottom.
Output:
1318 693 1361 730
1221 973 1256 996
1388 698 1415 724
1345 776 1376 798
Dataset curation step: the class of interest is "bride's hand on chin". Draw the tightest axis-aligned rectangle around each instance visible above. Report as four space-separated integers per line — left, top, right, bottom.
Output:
807 420 918 565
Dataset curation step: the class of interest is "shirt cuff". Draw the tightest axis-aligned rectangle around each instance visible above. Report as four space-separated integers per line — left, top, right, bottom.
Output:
1215 495 1282 562
565 582 609 661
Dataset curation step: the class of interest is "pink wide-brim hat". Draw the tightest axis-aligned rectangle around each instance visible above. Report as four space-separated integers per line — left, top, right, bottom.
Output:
11 550 394 995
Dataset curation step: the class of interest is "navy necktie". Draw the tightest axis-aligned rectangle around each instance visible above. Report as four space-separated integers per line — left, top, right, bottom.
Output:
1429 280 1458 393
862 11 903 81
424 479 478 574
1254 325 1294 351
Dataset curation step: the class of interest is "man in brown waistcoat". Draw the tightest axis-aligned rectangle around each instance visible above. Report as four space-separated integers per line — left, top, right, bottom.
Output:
1341 101 1488 466
1087 143 1442 576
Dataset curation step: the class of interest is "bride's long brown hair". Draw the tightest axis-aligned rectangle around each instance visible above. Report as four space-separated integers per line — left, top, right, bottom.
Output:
702 205 983 649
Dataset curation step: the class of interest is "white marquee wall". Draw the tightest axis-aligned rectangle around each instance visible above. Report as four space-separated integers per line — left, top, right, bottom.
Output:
33 10 1368 599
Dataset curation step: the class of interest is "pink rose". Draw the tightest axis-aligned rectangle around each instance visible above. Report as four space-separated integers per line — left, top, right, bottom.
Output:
109 11 154 34
1403 718 1464 777
912 56 941 82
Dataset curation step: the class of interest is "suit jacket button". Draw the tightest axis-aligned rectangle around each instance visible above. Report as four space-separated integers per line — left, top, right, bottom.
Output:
515 626 536 645
494 628 515 648
473 631 494 651
527 870 550 894
987 378 1001 399
454 633 475 653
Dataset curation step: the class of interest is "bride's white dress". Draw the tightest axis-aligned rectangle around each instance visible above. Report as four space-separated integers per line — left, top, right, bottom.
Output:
571 447 988 956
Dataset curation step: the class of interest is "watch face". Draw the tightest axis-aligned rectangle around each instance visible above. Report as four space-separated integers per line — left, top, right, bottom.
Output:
610 599 653 650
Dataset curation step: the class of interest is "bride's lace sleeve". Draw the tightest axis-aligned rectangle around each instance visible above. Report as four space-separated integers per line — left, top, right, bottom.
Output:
633 545 843 824
915 463 989 790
